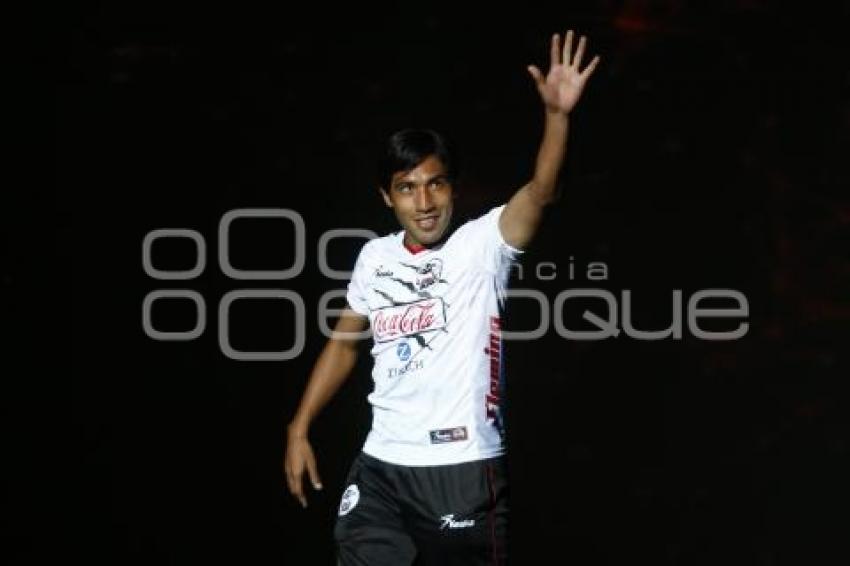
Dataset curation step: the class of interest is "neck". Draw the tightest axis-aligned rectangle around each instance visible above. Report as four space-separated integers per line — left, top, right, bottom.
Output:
403 224 453 253
403 239 428 254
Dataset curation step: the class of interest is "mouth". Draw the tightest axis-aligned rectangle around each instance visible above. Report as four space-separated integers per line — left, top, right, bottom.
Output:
413 215 439 230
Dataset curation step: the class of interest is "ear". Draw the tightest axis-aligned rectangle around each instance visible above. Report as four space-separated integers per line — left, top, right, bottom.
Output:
379 187 393 208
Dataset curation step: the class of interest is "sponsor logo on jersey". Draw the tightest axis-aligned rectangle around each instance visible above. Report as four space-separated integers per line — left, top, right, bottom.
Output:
387 359 424 379
396 341 411 361
429 426 468 444
372 297 447 343
484 316 502 421
440 514 475 529
374 266 393 277
338 484 360 517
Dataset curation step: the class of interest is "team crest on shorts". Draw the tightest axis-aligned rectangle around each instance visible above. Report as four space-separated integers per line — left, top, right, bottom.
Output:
338 484 360 516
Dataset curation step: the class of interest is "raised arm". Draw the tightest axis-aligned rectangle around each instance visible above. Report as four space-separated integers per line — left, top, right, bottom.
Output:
284 307 368 507
499 30 600 249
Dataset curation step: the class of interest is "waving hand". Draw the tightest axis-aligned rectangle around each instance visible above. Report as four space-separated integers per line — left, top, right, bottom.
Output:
527 30 600 116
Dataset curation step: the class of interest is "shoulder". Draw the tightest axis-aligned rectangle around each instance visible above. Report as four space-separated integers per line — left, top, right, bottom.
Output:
354 231 400 266
450 205 506 240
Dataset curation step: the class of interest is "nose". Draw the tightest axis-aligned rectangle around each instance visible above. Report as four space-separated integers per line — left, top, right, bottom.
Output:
414 185 435 212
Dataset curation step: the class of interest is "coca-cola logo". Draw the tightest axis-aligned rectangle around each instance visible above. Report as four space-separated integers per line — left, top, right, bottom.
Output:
372 298 447 343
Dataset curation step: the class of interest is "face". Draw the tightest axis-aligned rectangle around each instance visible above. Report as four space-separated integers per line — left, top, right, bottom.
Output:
381 154 454 248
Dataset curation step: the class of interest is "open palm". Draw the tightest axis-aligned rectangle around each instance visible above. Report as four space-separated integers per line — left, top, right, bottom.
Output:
528 30 600 115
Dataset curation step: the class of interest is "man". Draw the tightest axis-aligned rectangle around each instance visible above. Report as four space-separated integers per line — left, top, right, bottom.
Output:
284 30 600 565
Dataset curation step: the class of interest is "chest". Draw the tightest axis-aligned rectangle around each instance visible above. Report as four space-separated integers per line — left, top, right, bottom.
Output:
362 249 485 343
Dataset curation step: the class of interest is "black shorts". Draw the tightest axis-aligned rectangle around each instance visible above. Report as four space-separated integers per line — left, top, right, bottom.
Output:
334 451 509 565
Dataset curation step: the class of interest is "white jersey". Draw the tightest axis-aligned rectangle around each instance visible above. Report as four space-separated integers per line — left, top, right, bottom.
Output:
346 205 522 466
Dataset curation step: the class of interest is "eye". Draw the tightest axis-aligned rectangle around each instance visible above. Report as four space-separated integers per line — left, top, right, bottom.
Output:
396 183 412 193
429 179 446 190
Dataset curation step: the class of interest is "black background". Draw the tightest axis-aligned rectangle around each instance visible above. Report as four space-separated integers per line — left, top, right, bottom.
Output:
22 1 850 564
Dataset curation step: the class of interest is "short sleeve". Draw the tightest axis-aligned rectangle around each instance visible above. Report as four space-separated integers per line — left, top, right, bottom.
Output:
465 204 524 274
345 244 371 316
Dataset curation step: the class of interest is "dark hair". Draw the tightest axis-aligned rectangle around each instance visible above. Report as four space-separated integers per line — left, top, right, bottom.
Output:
378 128 459 191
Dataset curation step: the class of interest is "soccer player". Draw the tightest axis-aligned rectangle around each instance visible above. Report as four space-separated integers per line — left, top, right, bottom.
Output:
284 30 600 565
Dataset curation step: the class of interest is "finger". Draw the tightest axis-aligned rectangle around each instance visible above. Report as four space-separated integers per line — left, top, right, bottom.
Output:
573 35 587 69
293 479 307 508
305 453 323 491
285 471 297 495
285 464 307 507
549 33 560 70
285 469 299 498
562 30 574 66
527 65 544 88
289 483 307 508
581 55 601 78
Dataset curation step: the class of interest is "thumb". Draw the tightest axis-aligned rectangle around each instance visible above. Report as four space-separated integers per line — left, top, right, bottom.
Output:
527 65 544 87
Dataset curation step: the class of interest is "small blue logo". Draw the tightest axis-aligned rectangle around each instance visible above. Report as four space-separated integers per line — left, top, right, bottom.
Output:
396 341 411 361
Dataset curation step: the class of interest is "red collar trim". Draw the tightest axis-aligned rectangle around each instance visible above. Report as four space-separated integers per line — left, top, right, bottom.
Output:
403 240 427 254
